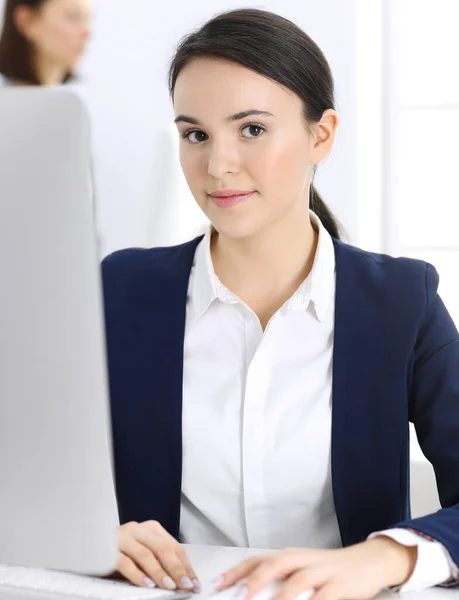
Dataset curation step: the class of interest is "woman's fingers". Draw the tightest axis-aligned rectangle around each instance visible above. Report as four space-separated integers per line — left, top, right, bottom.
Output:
118 520 200 591
220 550 320 600
151 547 194 591
215 556 266 590
135 522 198 590
175 544 201 591
310 584 340 600
238 556 299 600
119 534 176 590
273 569 327 600
116 552 156 589
147 521 200 586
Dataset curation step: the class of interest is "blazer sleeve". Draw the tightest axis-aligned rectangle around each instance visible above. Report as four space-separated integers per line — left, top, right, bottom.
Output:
393 262 459 584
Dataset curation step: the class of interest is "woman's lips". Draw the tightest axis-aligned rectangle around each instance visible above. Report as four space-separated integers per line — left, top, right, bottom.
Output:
210 191 255 208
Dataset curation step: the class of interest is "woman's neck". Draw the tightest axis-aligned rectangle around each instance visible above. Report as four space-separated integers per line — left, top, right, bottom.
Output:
210 201 318 324
34 56 67 86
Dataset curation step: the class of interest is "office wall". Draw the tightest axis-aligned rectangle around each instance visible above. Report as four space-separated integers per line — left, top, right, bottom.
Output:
0 0 358 255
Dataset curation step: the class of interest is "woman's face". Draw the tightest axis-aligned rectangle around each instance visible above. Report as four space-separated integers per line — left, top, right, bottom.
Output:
20 0 92 71
173 58 337 240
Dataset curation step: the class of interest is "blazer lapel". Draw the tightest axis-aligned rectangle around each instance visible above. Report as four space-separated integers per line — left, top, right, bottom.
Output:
145 238 204 536
106 237 202 537
331 240 408 546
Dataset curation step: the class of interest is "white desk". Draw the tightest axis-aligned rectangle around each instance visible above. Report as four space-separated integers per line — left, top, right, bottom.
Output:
0 545 458 600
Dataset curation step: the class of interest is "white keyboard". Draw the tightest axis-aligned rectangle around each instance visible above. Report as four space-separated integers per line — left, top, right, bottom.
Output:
0 565 192 600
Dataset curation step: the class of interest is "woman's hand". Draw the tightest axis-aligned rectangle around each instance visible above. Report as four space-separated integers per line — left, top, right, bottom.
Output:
117 520 200 592
215 537 417 600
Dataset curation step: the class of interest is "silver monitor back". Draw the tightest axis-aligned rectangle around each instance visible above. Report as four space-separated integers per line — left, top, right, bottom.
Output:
0 88 119 575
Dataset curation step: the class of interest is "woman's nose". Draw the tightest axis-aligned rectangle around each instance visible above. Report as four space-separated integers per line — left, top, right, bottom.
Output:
207 141 241 178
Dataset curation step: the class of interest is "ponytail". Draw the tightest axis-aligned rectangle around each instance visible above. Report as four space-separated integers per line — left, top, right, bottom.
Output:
310 184 341 240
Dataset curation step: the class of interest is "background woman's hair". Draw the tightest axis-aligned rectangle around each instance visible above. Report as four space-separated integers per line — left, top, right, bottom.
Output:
0 0 72 85
168 8 341 239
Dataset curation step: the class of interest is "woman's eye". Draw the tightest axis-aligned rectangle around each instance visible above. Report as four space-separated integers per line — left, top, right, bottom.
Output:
185 131 208 144
242 124 265 138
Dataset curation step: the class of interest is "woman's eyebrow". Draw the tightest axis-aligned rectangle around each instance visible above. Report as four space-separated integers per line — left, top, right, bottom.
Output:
174 109 274 125
227 109 274 122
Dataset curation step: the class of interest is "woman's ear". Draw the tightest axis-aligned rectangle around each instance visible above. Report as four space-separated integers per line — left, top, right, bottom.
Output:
13 4 37 41
310 109 339 165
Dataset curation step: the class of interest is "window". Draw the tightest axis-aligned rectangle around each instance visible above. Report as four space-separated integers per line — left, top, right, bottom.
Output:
357 2 457 503
384 0 459 325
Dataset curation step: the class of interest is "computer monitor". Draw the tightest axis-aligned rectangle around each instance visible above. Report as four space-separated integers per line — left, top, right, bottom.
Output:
0 88 119 576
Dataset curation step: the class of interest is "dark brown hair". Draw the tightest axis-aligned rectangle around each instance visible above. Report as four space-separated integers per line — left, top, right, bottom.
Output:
0 0 72 85
168 8 341 239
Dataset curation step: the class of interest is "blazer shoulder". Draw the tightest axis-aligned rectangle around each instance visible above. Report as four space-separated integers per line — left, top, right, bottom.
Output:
102 236 203 287
334 239 439 311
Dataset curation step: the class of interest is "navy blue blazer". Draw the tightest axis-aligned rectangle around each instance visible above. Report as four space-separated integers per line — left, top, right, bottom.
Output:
101 236 459 572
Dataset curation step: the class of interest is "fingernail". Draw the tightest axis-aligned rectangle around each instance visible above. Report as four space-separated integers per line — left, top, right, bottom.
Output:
144 577 156 589
181 576 194 589
212 575 224 590
192 579 202 593
163 576 177 590
235 586 248 600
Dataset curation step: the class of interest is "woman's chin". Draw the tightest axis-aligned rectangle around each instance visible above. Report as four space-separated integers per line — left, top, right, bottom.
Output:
210 217 263 240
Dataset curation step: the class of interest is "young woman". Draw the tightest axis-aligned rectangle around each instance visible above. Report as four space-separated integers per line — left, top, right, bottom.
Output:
0 0 91 86
101 9 459 600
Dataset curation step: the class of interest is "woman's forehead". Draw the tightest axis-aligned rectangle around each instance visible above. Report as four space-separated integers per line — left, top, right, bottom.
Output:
173 58 300 120
44 0 92 13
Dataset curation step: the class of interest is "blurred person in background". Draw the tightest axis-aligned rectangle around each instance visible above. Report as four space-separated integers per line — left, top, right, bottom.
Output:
0 0 102 252
0 0 91 86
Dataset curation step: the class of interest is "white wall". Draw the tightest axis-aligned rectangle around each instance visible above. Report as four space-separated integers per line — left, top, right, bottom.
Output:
78 0 358 255
0 0 358 255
